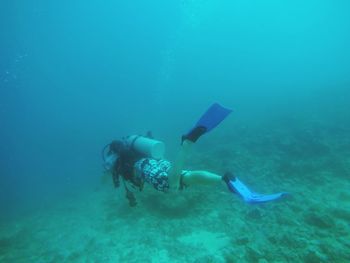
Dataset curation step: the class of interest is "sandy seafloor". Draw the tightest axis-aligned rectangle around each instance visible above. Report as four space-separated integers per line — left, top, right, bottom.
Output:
1 120 350 263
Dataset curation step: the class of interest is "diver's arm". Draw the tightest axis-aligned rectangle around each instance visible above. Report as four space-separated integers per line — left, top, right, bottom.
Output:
168 139 193 189
112 170 121 188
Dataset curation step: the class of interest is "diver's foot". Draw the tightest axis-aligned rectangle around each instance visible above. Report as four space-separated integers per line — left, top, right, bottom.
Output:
182 126 207 143
222 172 236 183
222 172 236 193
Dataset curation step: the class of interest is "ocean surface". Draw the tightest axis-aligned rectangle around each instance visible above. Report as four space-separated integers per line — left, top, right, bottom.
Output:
1 0 349 262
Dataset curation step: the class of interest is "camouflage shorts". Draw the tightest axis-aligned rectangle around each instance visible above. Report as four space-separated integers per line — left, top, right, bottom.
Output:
134 158 171 192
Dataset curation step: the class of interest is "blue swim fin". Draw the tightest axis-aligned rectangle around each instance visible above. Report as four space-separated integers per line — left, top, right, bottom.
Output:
228 177 287 203
184 103 232 143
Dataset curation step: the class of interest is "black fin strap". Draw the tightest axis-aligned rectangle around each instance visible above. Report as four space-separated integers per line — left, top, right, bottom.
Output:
129 135 141 151
182 126 207 144
178 172 188 190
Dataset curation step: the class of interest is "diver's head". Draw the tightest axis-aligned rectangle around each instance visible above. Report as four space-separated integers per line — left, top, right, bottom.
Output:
109 140 124 154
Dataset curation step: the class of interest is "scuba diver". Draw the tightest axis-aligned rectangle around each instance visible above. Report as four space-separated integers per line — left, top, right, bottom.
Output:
102 103 286 207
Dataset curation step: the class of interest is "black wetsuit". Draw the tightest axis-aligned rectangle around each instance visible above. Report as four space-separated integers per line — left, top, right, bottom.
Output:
112 147 145 189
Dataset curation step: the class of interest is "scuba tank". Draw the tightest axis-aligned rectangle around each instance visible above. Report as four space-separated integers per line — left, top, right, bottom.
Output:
124 135 165 160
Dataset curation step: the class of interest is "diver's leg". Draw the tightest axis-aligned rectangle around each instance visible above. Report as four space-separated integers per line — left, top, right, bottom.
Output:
181 170 223 186
181 171 238 195
168 139 193 189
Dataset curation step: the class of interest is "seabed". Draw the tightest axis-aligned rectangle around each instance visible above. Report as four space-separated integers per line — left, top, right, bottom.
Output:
1 121 349 263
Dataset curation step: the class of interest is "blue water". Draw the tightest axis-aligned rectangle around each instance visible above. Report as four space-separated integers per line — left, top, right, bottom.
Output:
1 1 350 261
1 0 349 216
